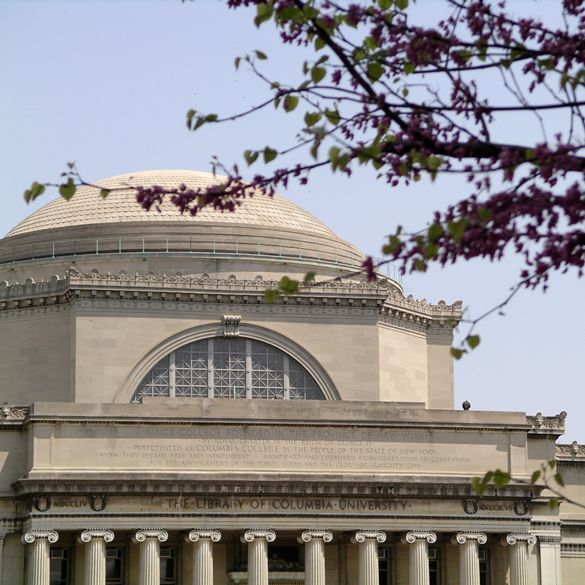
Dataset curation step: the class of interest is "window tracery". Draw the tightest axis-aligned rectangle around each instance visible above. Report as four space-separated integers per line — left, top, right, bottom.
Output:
131 337 324 403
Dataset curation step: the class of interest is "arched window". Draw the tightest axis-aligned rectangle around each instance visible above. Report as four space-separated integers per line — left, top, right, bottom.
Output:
131 337 325 403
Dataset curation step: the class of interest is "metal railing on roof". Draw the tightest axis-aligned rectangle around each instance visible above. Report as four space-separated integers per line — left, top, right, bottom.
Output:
0 234 403 285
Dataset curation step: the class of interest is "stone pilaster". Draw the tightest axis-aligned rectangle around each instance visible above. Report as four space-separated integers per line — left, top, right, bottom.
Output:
503 533 537 585
134 529 168 585
403 531 436 585
79 530 115 585
186 530 222 585
531 522 562 585
299 530 333 585
241 529 276 585
451 533 486 585
352 530 386 585
21 530 59 585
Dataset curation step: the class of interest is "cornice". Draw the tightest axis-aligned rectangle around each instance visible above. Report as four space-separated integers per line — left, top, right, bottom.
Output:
0 268 461 331
556 441 585 461
526 412 566 438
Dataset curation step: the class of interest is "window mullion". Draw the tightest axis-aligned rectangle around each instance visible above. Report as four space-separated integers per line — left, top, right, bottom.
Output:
208 338 214 398
246 339 252 399
169 351 176 398
283 355 290 400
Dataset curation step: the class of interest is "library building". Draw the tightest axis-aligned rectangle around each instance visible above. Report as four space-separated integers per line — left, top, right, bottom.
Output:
0 170 583 585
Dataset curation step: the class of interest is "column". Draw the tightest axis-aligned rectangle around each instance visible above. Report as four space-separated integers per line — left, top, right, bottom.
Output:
21 530 59 585
241 529 276 585
186 529 221 585
351 530 386 585
79 529 115 585
0 533 5 585
298 530 333 585
451 532 486 585
503 533 537 585
134 529 168 585
402 531 436 585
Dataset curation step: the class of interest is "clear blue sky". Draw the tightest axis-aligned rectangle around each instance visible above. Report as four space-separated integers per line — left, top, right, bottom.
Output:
1 0 583 441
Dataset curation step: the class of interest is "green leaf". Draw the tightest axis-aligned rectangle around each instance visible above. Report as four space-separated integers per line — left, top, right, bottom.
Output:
548 497 560 510
311 66 326 84
100 189 110 199
254 3 274 27
413 258 427 272
395 0 408 9
303 271 316 284
367 62 384 81
24 181 45 203
548 459 557 470
470 477 483 496
315 36 326 51
451 348 466 360
378 0 392 7
447 219 467 242
423 243 439 260
404 62 415 74
555 472 565 487
255 50 268 60
279 276 299 296
493 470 511 488
244 150 259 165
234 57 241 70
304 112 322 127
284 96 299 112
427 223 443 241
263 147 278 163
531 470 541 484
186 109 197 130
467 335 480 349
59 178 76 201
265 289 280 304
325 108 340 126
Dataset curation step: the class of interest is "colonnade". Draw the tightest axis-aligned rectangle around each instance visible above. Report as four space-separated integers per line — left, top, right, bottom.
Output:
21 528 537 585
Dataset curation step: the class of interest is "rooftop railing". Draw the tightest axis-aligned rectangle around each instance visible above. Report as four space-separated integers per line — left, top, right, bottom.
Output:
0 234 403 285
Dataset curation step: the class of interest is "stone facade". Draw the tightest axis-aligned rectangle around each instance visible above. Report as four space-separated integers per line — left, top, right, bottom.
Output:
0 170 583 585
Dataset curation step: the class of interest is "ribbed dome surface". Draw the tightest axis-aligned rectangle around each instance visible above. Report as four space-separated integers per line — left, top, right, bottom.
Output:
6 170 338 238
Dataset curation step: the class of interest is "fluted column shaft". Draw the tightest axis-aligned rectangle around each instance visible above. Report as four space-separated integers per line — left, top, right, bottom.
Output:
134 530 168 585
22 531 59 585
300 530 332 585
242 530 276 585
352 530 386 585
403 531 436 585
79 530 115 585
503 534 537 585
187 529 221 585
452 532 486 585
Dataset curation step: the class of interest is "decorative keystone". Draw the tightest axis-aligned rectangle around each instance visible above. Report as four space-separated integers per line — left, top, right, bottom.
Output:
223 315 241 337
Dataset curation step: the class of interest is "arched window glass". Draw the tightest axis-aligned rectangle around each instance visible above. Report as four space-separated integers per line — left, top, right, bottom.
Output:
131 338 325 403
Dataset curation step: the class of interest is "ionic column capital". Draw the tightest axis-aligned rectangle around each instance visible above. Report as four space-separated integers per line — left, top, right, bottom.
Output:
402 531 436 545
186 529 221 543
22 530 59 545
78 529 115 544
241 529 276 543
352 530 386 544
299 530 333 544
133 529 168 543
503 533 537 546
451 532 487 546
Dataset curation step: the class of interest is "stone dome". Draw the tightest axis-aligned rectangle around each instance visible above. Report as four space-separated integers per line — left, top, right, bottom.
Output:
6 170 338 239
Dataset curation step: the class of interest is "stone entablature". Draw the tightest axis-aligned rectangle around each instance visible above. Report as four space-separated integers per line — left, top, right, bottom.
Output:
0 268 461 329
556 441 585 458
